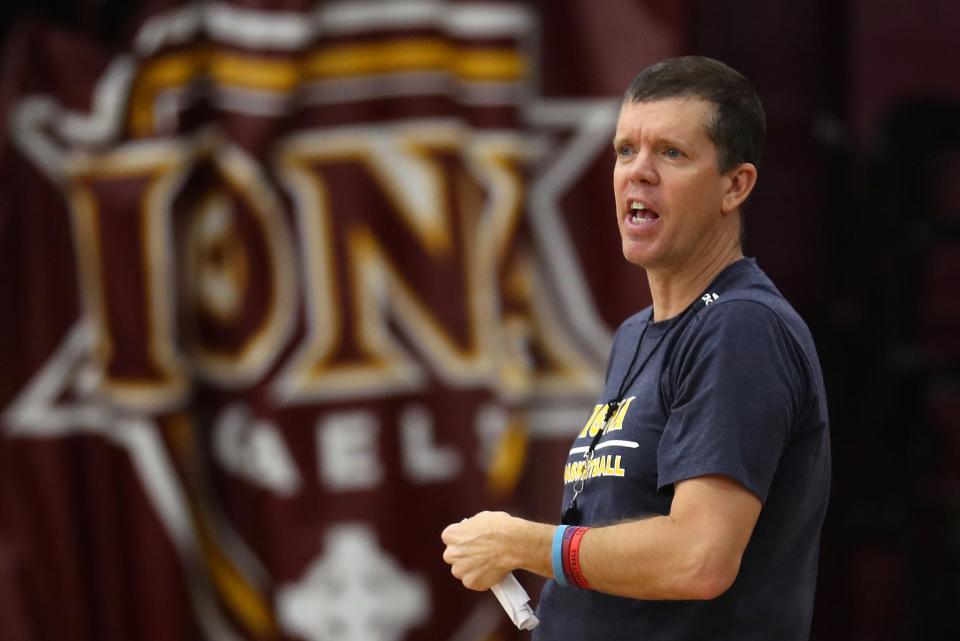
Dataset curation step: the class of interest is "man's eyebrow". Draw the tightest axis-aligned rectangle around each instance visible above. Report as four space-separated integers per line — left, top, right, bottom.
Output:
658 135 689 148
612 134 692 149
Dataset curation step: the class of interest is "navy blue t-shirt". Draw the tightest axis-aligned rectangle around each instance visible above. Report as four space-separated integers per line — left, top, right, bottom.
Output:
533 258 831 641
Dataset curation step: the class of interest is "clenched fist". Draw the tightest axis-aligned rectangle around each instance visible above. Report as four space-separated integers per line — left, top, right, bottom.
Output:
441 511 518 591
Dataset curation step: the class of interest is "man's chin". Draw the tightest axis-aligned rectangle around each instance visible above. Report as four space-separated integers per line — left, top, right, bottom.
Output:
622 242 658 270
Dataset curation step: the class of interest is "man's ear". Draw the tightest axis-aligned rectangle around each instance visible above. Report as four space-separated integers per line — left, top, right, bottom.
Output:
721 163 758 214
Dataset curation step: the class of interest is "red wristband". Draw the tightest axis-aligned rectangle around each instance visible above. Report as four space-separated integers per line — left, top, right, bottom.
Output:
565 526 591 589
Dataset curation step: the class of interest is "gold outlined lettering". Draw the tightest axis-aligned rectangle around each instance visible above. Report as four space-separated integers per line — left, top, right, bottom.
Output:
272 124 526 402
67 142 190 410
180 144 297 386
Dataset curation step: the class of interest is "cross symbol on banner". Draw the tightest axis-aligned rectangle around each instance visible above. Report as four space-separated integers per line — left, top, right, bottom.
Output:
277 524 429 641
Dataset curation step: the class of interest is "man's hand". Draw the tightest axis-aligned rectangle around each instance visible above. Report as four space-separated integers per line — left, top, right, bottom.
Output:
441 511 517 591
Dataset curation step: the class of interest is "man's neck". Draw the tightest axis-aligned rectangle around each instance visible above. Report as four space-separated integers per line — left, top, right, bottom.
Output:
647 242 744 322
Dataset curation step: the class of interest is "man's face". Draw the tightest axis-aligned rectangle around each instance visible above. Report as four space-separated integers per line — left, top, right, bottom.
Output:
612 97 732 272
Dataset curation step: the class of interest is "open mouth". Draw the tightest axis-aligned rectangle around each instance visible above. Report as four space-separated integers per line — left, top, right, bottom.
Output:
628 201 660 224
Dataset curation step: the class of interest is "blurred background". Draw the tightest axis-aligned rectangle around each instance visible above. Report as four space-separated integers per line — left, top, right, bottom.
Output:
0 1 958 640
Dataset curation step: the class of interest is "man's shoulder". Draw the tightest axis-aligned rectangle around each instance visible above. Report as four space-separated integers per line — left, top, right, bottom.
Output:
698 261 813 343
681 273 825 390
703 290 800 330
682 292 815 370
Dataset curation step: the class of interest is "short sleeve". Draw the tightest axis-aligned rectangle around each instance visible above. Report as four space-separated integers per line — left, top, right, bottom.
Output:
657 301 805 503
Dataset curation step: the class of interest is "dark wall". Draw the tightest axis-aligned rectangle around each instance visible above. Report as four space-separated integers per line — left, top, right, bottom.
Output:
693 1 960 639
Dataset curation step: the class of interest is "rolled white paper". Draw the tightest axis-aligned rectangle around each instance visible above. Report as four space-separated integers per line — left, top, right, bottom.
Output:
490 572 539 630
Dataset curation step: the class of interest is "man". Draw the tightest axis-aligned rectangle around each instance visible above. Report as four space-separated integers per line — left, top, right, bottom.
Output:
441 56 831 640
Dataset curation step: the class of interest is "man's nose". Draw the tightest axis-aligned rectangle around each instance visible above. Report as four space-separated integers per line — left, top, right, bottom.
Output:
628 150 659 185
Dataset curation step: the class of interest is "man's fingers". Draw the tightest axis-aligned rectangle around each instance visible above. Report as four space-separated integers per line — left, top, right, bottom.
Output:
440 523 456 543
463 576 485 592
441 517 471 544
450 565 485 592
441 513 507 590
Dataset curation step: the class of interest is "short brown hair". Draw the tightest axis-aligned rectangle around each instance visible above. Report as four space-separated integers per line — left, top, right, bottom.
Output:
624 56 766 173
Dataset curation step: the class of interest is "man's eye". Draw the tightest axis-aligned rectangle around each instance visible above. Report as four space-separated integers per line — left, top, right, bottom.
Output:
664 148 683 159
617 146 633 158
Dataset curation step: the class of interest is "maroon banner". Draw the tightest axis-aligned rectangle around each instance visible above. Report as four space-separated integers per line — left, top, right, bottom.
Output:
0 2 685 640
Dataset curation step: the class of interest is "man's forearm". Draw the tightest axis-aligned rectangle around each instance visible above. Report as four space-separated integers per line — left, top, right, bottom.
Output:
507 514 736 601
443 477 758 599
507 477 758 600
577 516 739 600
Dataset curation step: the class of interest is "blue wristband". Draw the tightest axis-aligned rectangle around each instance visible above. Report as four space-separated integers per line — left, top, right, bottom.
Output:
552 525 570 586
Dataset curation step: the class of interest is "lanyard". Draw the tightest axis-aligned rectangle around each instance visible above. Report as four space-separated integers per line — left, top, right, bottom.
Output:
562 319 659 525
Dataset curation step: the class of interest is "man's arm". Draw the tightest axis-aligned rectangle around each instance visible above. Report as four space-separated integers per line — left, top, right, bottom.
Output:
440 474 761 600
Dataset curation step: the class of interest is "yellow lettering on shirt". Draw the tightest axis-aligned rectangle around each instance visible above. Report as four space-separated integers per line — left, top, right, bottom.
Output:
578 404 604 438
607 396 635 432
563 449 629 485
587 405 608 438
